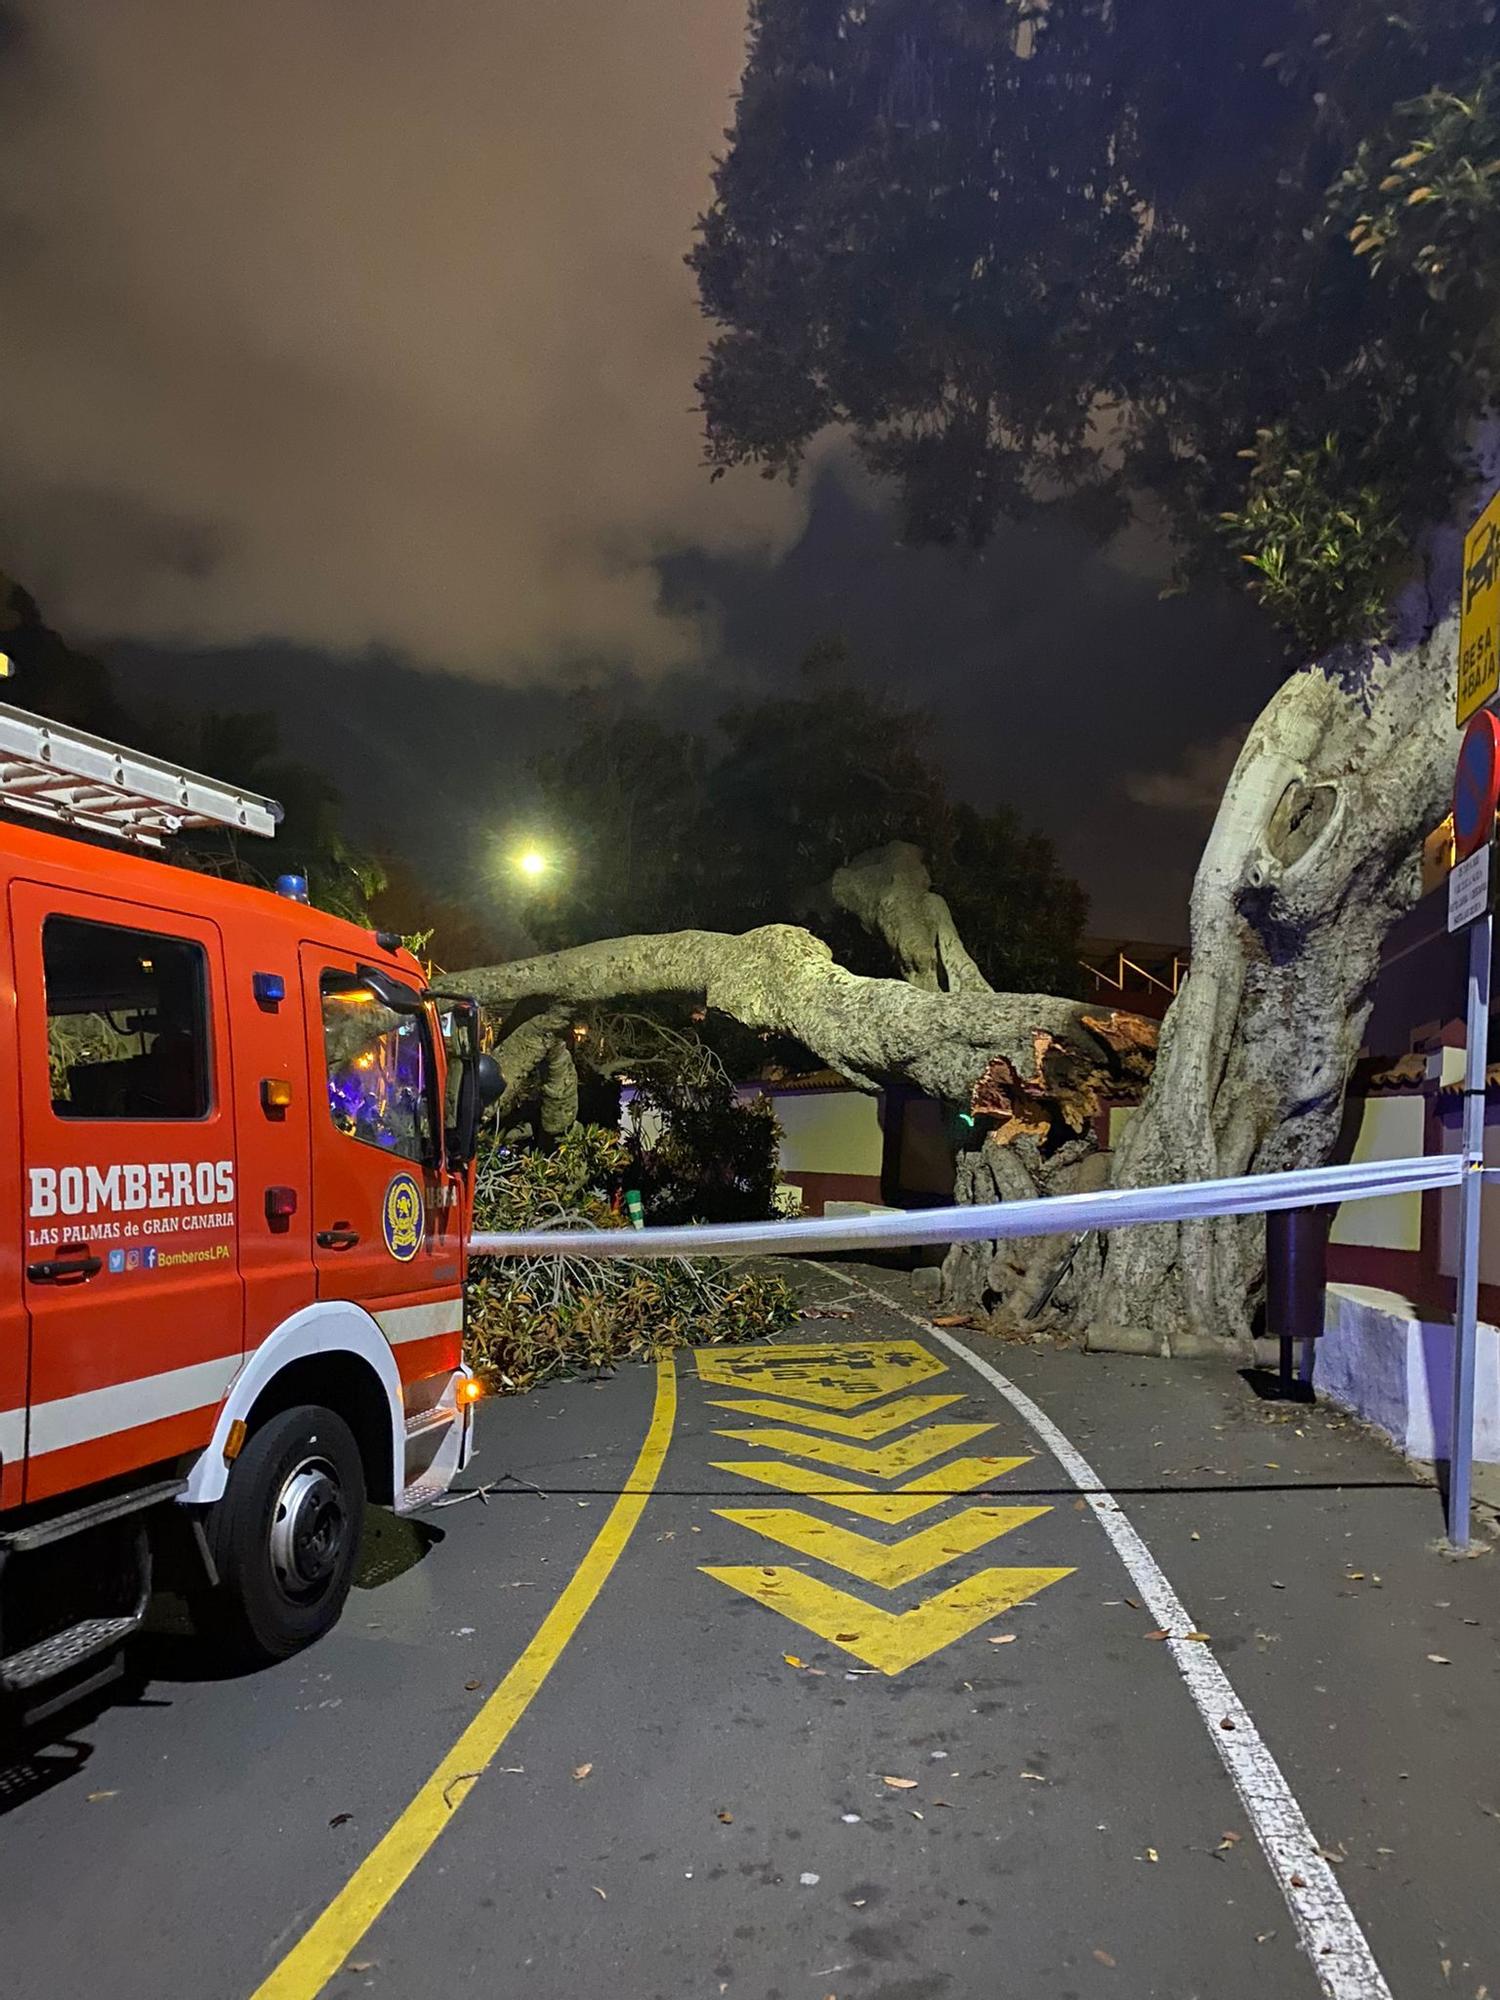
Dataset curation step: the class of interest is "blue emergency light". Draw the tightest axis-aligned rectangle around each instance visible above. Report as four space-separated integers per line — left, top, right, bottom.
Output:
276 873 309 903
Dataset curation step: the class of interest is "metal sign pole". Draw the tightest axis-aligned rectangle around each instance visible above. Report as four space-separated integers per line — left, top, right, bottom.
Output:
1448 905 1491 1547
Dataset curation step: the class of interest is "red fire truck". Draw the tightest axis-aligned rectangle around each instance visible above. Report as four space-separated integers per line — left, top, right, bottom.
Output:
0 702 499 1721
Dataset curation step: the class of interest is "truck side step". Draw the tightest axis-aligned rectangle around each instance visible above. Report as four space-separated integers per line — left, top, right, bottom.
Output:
0 1476 187 1553
0 1613 143 1693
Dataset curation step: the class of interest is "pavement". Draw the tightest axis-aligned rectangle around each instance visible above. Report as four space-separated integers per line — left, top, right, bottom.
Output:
2 1259 1498 2000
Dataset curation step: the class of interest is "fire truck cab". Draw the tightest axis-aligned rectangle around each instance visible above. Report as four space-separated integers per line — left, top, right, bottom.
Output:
0 703 498 1720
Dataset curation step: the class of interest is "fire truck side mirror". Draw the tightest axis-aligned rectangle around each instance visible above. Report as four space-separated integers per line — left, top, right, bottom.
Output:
450 1051 504 1168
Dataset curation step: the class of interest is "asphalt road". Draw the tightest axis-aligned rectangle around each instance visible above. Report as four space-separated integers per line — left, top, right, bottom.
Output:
3 1262 1497 2000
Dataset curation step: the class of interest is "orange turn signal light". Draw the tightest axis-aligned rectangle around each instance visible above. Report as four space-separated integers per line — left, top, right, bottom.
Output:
260 1077 294 1111
457 1377 484 1406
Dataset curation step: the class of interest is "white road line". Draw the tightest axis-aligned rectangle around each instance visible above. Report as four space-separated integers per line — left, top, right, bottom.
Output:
815 1266 1394 2000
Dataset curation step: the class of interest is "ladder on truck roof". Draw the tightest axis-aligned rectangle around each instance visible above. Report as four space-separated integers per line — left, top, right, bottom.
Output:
0 701 283 848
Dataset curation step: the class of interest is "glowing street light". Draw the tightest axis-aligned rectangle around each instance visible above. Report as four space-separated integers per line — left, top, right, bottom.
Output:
515 847 550 879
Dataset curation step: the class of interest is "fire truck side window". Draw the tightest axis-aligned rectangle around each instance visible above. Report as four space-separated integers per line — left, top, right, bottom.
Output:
43 917 211 1121
320 975 435 1164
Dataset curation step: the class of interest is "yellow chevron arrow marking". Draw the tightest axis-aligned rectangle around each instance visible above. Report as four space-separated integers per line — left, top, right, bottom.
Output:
701 1564 1075 1674
710 1455 1033 1522
705 1392 965 1438
694 1340 947 1409
711 1505 1053 1587
713 1421 996 1478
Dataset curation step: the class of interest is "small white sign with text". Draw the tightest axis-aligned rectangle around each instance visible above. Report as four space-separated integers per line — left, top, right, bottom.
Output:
1449 842 1492 933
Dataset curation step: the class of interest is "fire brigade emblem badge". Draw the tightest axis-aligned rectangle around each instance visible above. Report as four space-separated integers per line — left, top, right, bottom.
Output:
382 1171 424 1262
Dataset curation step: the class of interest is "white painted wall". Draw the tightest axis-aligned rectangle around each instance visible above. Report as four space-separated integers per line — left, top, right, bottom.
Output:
1318 1283 1500 1464
767 1089 884 1177
1329 1094 1424 1253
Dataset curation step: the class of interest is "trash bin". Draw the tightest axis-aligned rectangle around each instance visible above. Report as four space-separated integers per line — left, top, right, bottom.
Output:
1265 1204 1331 1395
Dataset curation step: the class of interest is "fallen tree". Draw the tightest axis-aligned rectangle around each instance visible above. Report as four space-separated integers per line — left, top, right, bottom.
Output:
457 848 1158 1310
681 2 1500 1350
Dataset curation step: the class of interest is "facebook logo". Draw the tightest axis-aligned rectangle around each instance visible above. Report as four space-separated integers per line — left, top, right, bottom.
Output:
143 1247 159 1271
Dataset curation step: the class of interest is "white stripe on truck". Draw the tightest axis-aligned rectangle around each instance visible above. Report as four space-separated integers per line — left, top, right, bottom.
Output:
0 1295 463 1464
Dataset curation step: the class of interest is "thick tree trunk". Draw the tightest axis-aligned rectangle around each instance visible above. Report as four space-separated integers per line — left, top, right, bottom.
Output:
808 841 993 993
458 925 1150 1149
1082 583 1460 1356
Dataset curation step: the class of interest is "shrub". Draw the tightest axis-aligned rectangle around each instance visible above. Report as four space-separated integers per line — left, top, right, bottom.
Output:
464 1123 796 1393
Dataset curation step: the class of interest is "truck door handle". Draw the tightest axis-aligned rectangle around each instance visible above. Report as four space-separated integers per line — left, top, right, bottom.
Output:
316 1224 360 1250
28 1251 104 1284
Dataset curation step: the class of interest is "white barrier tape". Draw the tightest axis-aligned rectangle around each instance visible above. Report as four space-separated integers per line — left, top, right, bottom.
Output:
469 1150 1463 1262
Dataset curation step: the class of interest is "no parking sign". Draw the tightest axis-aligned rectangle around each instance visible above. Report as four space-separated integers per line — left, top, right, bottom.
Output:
1448 710 1500 931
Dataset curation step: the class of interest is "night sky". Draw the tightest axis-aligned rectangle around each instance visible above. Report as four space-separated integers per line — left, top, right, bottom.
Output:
0 2 1285 948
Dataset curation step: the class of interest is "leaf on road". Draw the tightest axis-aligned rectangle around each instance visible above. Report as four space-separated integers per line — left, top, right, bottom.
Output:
717 1810 734 1823
1217 1833 1241 1851
930 1314 980 1328
784 1653 806 1669
883 1776 918 1789
573 1763 594 1781
1427 1654 1452 1666
86 1791 117 1803
987 1633 1017 1646
592 1885 607 1901
909 1809 925 1820
1021 1772 1047 1783
1145 1848 1159 1863
465 1680 482 1692
1144 1630 1169 1641
329 1812 353 1828
1093 1949 1117 1967
1183 1631 1210 1643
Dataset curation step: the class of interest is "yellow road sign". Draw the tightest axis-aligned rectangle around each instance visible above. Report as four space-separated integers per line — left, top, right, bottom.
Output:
701 1563 1075 1675
696 1337 1079 1670
1458 487 1500 725
695 1340 948 1407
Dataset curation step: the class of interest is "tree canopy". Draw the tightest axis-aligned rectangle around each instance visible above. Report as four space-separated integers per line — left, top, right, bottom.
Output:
691 1 1500 650
523 662 1087 995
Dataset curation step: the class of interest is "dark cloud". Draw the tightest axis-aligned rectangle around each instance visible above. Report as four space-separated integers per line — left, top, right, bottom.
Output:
0 1 799 671
1125 728 1252 816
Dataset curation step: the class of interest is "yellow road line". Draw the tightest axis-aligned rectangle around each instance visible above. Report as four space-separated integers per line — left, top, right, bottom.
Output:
710 1453 1032 1521
700 1562 1076 1675
710 1503 1053 1587
250 1355 678 2000
712 1419 996 1477
704 1391 964 1438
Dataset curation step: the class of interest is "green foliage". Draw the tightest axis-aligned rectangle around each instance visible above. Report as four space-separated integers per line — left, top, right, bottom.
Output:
1331 72 1500 307
527 659 1087 992
1218 432 1407 651
627 1072 783 1226
464 1123 796 1393
692 2 1500 652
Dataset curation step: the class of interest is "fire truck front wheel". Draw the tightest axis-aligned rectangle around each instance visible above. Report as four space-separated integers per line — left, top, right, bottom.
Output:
202 1405 366 1662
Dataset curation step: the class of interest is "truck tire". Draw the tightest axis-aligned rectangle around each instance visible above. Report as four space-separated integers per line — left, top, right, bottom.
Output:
202 1405 366 1663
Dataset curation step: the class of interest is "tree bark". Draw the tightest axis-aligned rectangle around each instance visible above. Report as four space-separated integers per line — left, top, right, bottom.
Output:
458 924 1148 1141
806 841 993 993
1083 577 1461 1356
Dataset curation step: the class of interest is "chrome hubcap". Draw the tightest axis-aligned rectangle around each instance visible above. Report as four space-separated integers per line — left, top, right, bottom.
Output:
268 1457 346 1600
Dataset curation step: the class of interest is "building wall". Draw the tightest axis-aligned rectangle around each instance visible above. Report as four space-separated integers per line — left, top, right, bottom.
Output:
1328 1094 1424 1254
770 1089 885 1177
